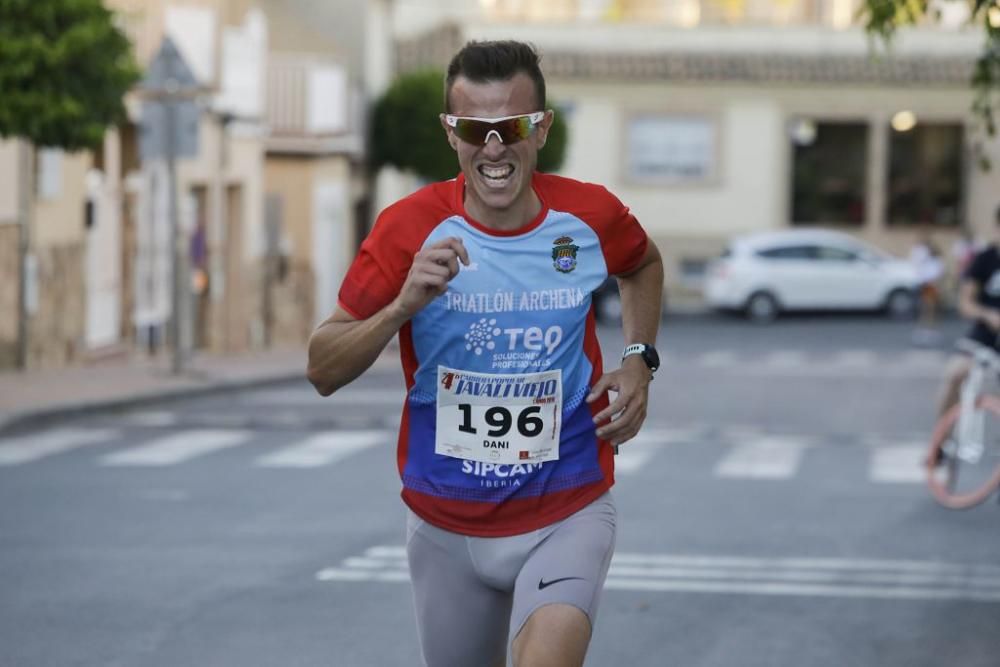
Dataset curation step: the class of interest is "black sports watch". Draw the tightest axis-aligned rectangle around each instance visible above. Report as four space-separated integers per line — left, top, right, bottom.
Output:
622 343 659 373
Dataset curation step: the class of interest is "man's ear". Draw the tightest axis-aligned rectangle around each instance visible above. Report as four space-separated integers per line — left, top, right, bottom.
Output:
440 113 458 151
535 109 555 149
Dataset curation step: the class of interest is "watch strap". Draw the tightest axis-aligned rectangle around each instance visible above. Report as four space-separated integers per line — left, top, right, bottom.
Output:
622 344 647 360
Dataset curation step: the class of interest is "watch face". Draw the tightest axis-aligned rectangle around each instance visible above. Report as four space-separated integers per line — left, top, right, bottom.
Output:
642 346 660 371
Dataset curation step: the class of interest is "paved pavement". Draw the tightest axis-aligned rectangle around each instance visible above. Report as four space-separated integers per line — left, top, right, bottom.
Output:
0 342 399 435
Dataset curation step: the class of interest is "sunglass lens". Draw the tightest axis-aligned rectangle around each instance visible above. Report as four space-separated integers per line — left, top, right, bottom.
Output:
452 116 537 145
453 119 488 144
501 116 534 142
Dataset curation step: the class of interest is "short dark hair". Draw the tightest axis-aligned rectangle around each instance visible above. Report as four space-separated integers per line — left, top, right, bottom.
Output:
444 40 546 113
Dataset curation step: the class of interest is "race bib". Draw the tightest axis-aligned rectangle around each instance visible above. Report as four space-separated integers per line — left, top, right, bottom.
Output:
435 366 562 464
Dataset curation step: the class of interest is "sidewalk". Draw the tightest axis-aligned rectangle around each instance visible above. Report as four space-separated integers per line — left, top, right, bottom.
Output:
0 344 398 435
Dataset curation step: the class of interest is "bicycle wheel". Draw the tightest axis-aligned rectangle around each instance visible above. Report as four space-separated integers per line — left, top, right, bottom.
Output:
926 394 1000 509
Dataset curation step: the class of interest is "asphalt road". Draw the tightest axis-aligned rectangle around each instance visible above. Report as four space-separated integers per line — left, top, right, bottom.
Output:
2 313 999 667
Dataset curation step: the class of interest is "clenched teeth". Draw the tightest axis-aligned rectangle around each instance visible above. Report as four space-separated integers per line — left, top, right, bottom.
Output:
479 165 514 179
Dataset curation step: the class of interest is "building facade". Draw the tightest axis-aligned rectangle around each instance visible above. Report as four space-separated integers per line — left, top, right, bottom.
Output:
391 0 1000 305
0 0 373 371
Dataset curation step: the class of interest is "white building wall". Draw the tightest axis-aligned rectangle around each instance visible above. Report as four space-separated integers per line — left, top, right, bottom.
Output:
557 85 786 239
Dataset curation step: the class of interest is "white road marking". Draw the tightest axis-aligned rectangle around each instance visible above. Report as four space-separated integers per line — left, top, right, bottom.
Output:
100 430 253 466
869 444 928 483
698 350 737 367
833 350 879 366
602 577 1000 602
316 568 410 583
121 411 180 427
898 350 948 367
614 427 706 475
255 430 385 468
761 350 808 367
317 546 1000 602
714 437 809 479
0 428 118 465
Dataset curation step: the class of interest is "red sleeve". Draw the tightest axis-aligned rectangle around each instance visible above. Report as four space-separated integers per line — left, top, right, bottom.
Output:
538 174 648 276
592 186 648 276
338 185 452 320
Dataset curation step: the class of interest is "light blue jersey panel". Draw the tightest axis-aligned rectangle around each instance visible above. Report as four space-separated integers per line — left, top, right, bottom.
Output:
403 211 610 501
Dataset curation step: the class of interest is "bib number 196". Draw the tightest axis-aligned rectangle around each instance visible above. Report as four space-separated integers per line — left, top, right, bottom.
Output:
457 404 544 438
435 366 562 464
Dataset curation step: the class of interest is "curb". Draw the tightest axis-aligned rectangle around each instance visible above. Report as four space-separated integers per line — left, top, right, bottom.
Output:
0 371 308 437
0 344 405 437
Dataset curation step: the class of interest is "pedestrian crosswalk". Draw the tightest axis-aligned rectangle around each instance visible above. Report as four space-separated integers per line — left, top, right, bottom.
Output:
255 430 384 468
0 428 117 465
100 429 253 466
316 545 1000 602
713 436 812 479
0 424 933 485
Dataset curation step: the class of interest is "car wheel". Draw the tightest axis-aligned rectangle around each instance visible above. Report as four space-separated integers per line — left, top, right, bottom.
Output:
595 290 623 324
885 288 916 320
745 291 779 323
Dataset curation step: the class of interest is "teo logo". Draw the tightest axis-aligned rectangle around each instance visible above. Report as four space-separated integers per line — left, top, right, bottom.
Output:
502 326 563 356
464 319 563 357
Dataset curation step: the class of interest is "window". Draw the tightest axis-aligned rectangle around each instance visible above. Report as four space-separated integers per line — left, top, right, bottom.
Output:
679 257 709 288
814 246 856 261
626 113 717 185
887 122 963 227
756 245 815 260
36 148 63 199
790 120 867 225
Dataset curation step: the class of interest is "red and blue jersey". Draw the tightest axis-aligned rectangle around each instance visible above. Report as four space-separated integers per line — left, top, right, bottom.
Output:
338 172 648 537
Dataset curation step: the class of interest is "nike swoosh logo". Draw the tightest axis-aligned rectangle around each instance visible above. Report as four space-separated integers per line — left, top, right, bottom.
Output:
538 576 585 590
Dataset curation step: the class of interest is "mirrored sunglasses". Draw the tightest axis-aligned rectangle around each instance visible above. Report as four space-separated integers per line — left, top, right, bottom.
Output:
444 112 545 145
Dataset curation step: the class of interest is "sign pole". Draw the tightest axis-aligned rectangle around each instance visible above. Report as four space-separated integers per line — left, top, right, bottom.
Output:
139 37 203 375
164 77 182 374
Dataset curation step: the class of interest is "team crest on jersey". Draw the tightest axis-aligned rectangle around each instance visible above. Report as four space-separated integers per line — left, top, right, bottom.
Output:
552 236 579 273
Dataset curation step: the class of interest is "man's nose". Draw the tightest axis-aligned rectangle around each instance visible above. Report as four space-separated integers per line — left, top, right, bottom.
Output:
482 131 505 157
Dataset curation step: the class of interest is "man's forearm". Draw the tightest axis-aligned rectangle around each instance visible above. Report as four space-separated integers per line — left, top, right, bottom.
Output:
306 303 408 396
618 243 664 346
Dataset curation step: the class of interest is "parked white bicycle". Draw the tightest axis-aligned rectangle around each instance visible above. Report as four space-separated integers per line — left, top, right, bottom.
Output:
926 338 1000 509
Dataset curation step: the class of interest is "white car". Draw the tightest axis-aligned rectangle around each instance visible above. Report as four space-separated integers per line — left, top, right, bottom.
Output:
704 229 920 322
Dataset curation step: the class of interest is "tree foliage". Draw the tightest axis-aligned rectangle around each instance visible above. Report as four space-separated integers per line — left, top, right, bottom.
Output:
859 0 1000 166
0 0 141 150
372 69 569 182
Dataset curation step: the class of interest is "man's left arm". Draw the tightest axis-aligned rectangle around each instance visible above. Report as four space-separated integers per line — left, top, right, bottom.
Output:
586 240 664 445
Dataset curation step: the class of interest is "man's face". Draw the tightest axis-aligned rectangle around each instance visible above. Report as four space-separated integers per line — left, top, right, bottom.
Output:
441 72 553 225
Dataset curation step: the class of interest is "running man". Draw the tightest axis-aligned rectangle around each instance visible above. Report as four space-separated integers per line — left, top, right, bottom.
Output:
307 40 663 667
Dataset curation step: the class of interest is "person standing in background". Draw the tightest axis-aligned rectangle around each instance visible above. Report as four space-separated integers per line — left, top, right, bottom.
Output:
911 233 944 345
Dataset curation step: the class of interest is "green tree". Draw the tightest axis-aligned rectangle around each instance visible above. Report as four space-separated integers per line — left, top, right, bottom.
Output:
0 0 140 149
372 69 569 182
0 0 140 369
860 0 999 167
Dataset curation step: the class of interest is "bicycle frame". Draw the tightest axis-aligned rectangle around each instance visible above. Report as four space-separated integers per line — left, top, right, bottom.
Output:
954 349 989 463
927 338 1000 508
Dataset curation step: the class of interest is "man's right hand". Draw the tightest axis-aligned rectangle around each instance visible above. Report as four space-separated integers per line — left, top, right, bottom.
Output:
392 237 469 320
